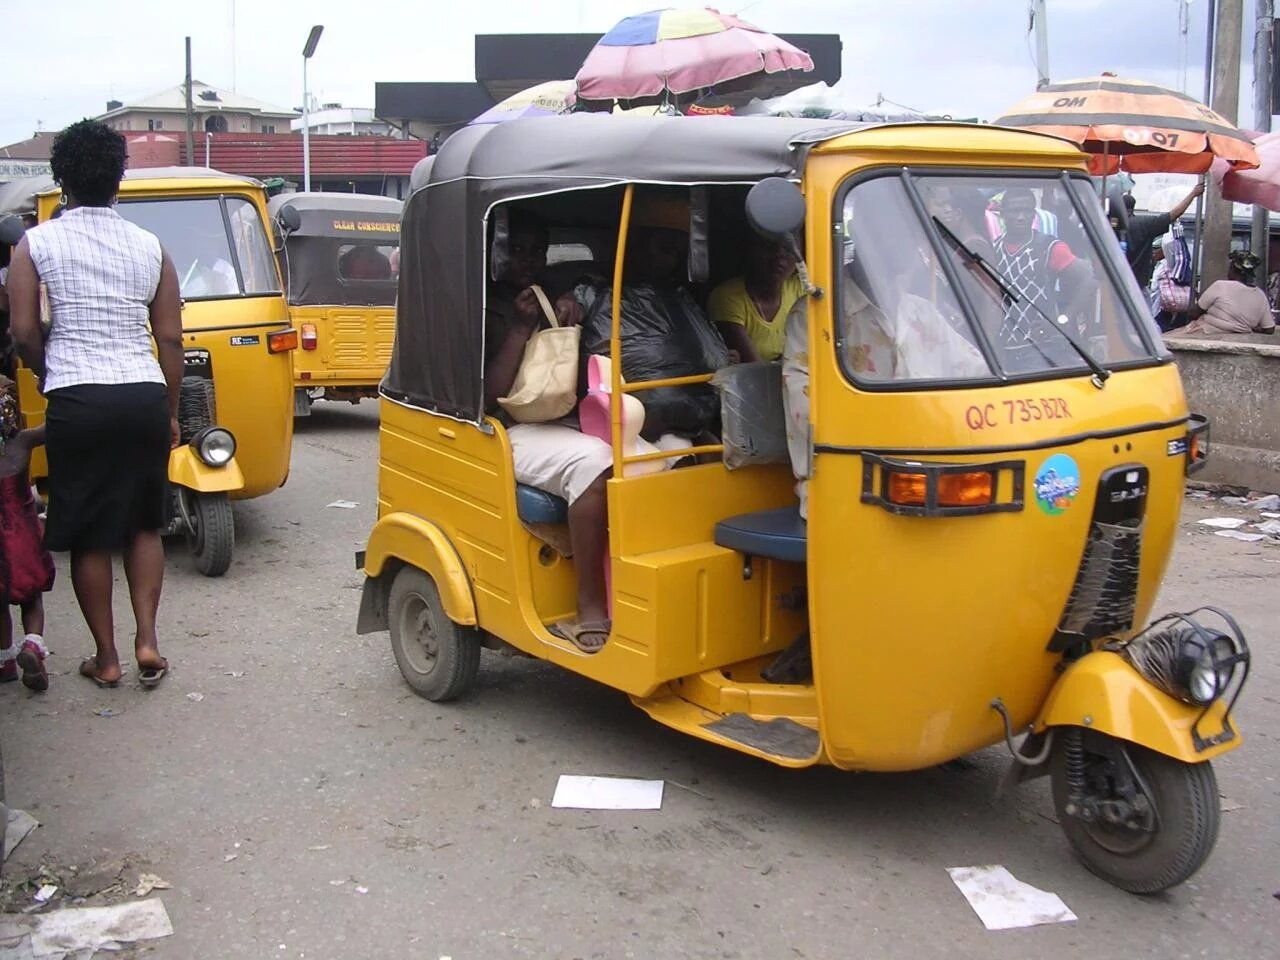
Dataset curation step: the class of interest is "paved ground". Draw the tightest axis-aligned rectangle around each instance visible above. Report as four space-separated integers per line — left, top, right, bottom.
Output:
2 402 1277 959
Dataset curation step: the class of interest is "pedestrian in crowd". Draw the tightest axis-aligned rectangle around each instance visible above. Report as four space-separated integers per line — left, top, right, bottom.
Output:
4 119 184 688
0 375 55 691
1178 249 1276 337
1122 183 1204 289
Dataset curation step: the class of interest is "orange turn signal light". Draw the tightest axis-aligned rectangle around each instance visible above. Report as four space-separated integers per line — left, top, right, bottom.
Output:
887 470 994 507
267 328 299 353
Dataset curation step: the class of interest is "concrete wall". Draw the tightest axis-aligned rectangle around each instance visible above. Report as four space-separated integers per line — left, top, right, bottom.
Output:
1166 333 1280 492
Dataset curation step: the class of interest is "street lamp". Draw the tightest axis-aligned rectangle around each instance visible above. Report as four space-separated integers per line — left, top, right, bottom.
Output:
302 24 324 192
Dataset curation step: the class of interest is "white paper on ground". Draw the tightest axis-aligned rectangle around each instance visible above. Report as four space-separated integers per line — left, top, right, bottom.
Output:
947 865 1076 931
326 500 359 509
29 899 173 957
1198 517 1248 529
1215 530 1268 542
551 775 664 810
1255 519 1280 535
4 808 39 861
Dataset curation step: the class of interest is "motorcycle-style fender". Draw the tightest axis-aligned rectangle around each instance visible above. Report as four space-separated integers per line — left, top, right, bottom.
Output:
1034 650 1240 763
358 512 476 629
167 447 245 494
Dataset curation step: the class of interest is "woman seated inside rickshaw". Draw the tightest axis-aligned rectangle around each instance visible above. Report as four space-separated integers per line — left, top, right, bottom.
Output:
484 212 612 655
707 232 804 363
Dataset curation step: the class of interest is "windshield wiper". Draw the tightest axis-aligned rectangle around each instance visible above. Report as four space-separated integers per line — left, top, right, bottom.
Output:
931 215 1110 389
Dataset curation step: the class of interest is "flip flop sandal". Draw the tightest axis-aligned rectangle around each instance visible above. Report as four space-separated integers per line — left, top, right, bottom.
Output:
79 658 121 689
550 620 611 654
138 663 168 689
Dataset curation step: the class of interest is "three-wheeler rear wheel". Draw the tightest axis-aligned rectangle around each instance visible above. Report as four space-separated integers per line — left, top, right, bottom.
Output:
388 566 480 702
1050 729 1220 894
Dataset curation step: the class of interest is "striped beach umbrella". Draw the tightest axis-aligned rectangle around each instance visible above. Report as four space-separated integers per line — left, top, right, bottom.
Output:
996 74 1258 175
470 81 577 125
575 7 814 109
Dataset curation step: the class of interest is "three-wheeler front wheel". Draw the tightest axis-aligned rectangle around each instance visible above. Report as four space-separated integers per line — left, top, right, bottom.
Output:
1050 729 1220 894
183 490 235 578
388 566 480 702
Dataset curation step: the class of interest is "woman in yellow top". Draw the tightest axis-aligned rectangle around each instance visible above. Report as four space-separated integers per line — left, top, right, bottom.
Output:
708 233 805 362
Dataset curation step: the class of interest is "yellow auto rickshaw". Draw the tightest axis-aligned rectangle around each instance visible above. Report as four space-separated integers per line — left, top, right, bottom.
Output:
2 167 297 576
356 116 1246 894
268 192 402 416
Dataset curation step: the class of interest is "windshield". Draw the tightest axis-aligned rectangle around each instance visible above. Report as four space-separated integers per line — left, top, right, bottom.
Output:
836 172 1159 387
117 196 281 300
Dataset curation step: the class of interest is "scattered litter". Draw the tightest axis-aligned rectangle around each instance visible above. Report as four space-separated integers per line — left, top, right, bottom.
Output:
223 854 238 863
326 500 359 510
355 886 369 895
92 708 119 718
1198 517 1248 529
308 845 331 852
34 885 58 904
225 671 245 678
947 865 1076 930
1215 530 1267 542
64 859 126 899
1250 494 1280 511
1220 797 1245 812
1256 519 1280 536
186 692 205 702
1261 512 1280 520
329 880 346 887
5 808 40 861
133 874 172 897
529 798 542 809
24 899 173 956
551 775 664 810
1219 496 1251 506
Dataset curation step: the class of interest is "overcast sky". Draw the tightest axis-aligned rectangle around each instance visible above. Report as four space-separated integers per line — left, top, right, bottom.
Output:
2 0 1263 147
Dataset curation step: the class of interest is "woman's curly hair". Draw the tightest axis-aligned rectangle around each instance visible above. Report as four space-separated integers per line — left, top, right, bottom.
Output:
49 119 127 206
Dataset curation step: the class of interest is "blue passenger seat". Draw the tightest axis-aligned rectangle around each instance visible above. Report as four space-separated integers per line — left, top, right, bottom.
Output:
516 484 569 525
714 506 807 564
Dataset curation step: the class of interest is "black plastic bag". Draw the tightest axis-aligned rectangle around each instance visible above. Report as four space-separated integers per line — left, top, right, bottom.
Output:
579 281 730 440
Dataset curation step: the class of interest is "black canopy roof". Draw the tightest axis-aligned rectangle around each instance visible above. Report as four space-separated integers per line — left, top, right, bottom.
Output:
268 192 403 240
386 114 867 422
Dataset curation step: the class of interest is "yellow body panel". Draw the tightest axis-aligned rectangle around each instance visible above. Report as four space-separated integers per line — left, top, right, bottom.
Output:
367 123 1241 772
20 175 294 502
167 446 245 493
290 304 395 390
1034 651 1239 763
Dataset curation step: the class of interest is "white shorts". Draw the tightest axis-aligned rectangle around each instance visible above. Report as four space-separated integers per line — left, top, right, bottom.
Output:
508 422 613 505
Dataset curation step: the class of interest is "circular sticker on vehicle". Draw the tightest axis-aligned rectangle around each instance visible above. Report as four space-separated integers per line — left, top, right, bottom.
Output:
1033 453 1081 516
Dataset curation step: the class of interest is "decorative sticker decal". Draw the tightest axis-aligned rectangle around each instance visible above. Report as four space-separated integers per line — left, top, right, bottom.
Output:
1167 438 1188 456
230 335 260 347
1033 453 1081 516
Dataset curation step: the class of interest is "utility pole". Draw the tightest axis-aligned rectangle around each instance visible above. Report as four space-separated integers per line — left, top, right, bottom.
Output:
1251 1 1273 285
184 37 195 167
1202 0 1244 289
1032 0 1050 89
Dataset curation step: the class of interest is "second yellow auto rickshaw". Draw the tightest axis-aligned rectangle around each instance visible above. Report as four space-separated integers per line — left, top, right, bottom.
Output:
356 116 1247 894
268 192 402 416
2 167 297 576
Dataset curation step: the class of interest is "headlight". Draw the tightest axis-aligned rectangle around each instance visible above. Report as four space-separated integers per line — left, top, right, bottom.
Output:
1122 611 1247 707
191 426 236 467
1180 633 1236 706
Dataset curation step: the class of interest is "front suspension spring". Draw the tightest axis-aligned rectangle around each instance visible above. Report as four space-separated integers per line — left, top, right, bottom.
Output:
1064 728 1087 805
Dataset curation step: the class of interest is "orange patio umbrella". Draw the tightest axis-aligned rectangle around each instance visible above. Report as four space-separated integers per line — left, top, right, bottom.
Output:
995 74 1259 176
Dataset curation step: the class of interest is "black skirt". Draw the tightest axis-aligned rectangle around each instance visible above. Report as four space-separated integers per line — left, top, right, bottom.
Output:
43 382 170 552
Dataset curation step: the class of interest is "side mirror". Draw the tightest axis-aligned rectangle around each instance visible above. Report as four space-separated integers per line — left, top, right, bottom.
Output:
746 177 805 241
0 214 26 246
278 205 302 233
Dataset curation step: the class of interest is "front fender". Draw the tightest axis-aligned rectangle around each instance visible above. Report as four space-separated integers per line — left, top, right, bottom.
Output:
168 446 245 493
1034 650 1240 763
361 512 476 628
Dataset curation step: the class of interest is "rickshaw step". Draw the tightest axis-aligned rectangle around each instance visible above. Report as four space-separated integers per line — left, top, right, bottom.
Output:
703 714 819 760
